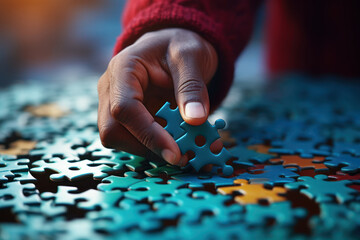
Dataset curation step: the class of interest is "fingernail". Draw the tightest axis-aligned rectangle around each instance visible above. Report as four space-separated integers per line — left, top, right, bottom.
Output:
184 102 206 119
161 149 176 164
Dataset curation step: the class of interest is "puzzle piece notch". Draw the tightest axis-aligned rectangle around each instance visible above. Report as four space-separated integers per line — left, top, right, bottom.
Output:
285 174 360 203
230 146 274 166
218 179 287 205
0 158 30 182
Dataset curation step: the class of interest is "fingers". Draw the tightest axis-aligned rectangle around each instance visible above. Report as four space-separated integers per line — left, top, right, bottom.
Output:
107 54 181 165
167 31 218 126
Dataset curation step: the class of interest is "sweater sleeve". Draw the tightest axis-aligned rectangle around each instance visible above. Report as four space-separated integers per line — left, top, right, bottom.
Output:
114 0 260 109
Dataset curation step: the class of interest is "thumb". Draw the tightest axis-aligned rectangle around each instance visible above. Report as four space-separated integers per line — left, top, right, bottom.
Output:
167 43 213 126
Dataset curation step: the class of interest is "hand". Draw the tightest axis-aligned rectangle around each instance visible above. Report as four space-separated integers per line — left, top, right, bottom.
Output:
97 28 218 166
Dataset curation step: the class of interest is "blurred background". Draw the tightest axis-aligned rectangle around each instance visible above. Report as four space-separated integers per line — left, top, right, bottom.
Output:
0 0 265 88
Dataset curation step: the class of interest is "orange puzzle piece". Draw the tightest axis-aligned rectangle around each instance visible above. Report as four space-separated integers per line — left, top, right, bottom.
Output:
217 179 287 205
248 144 276 156
25 103 69 118
0 140 37 156
270 155 327 171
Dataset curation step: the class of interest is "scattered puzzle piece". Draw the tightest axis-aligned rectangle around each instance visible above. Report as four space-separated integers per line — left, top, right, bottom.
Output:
25 103 69 118
0 140 37 156
285 175 360 203
230 146 274 166
98 171 143 192
324 154 360 173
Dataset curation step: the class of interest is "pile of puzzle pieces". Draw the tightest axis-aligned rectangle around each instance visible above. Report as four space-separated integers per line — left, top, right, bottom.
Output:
1 74 360 240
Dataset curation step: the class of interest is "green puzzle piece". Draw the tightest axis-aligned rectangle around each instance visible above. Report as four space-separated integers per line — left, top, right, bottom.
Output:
97 171 144 192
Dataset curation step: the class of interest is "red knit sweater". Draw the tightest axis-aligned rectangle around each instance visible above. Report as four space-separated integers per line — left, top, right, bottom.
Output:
114 0 360 106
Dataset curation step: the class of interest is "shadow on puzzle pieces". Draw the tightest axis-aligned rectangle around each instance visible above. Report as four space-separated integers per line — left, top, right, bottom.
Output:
31 157 116 182
153 188 243 224
285 174 360 203
217 179 287 205
325 153 360 173
145 164 183 177
16 199 67 220
0 158 30 182
125 177 186 202
88 198 160 232
236 165 299 186
156 102 233 176
41 186 123 210
229 146 274 166
270 155 328 172
245 202 307 226
97 171 144 192
0 182 40 212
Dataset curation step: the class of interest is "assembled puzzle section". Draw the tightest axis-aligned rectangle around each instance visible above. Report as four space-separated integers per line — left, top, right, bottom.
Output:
0 76 360 239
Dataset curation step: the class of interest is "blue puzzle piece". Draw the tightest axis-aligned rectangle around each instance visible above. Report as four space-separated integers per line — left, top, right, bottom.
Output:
97 171 144 192
245 202 307 226
155 102 185 139
173 172 239 188
324 154 360 173
236 165 299 186
229 146 273 166
285 174 360 203
177 119 233 176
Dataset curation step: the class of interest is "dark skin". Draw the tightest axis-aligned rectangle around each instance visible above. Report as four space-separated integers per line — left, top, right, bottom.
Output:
97 28 221 167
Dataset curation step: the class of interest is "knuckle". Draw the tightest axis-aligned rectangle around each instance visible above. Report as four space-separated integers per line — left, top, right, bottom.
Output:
170 40 204 59
110 100 131 123
99 125 115 149
177 79 203 95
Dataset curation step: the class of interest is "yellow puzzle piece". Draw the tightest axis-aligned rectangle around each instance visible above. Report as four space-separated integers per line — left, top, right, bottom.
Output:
217 179 287 205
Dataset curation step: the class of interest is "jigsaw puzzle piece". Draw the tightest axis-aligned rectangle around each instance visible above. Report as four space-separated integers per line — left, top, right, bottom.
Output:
270 155 328 171
88 198 159 232
0 158 30 182
153 188 240 224
245 202 307 226
155 101 185 139
324 154 360 173
173 170 239 188
30 138 81 159
41 186 123 210
218 179 287 205
285 174 360 203
0 182 40 212
97 171 144 192
236 165 299 186
94 151 147 172
230 146 273 166
125 177 186 202
31 157 115 182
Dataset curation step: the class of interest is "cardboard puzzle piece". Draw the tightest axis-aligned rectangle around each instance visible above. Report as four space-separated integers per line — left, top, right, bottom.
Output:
0 182 40 212
93 152 146 172
41 186 123 210
325 154 360 173
230 146 274 166
155 102 185 139
30 139 81 159
217 179 287 205
97 171 144 192
285 174 360 203
153 188 241 224
236 165 299 186
88 198 160 232
25 103 69 118
0 140 37 156
16 199 67 220
31 157 115 182
156 102 233 176
270 155 328 171
245 202 307 226
125 177 186 202
0 158 30 182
